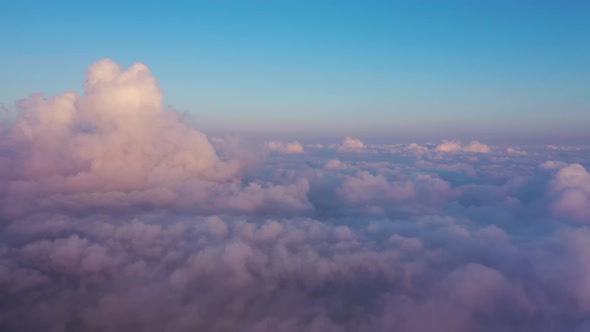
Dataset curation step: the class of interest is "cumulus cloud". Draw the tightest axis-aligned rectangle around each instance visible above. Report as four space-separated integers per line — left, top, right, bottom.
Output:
1 58 590 331
545 145 587 151
334 136 366 152
4 211 590 331
547 163 590 223
506 147 527 155
0 59 311 219
406 142 430 153
264 140 305 154
2 59 240 186
463 141 491 153
324 159 346 170
435 140 463 152
435 140 490 153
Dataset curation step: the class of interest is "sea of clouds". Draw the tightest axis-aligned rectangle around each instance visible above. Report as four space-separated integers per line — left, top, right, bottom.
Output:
1 59 589 332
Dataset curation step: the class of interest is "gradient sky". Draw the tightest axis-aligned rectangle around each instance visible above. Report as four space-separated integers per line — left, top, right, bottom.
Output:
1 0 589 142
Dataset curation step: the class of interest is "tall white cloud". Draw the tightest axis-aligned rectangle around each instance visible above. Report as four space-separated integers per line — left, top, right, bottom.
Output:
4 59 239 187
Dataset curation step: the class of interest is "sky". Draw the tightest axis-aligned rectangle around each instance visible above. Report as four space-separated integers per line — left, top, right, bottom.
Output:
3 3 590 330
1 0 589 143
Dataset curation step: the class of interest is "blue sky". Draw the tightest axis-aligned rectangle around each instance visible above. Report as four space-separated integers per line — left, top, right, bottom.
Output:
1 0 589 143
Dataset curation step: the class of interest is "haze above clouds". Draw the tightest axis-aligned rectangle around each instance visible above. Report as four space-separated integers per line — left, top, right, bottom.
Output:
1 1 588 142
1 60 590 331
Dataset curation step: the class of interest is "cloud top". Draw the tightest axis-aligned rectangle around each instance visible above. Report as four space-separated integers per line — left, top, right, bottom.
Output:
549 163 590 223
265 140 305 154
4 59 239 190
1 59 590 332
337 136 366 152
435 140 490 153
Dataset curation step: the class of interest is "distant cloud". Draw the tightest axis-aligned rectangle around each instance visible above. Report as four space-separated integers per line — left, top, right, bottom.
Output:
435 140 463 152
264 140 305 154
463 141 491 153
435 140 490 153
306 143 324 149
331 136 366 152
506 147 527 155
545 145 587 151
324 159 346 170
342 136 365 150
407 142 430 153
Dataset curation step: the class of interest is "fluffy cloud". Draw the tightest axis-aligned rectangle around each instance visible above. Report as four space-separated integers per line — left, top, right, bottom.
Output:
4 211 590 331
435 140 463 152
4 59 239 185
334 136 366 152
463 141 491 153
324 159 346 170
337 171 452 209
264 140 305 154
435 140 490 153
0 59 315 220
506 147 527 155
1 59 590 331
407 142 430 153
548 163 590 223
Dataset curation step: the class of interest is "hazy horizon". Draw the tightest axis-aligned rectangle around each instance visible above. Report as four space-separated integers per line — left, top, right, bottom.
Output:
1 1 589 143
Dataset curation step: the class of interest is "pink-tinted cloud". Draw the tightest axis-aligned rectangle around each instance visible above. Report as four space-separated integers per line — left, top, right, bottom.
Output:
1 59 590 332
264 140 305 154
0 59 313 218
407 142 430 153
324 159 347 170
463 141 491 153
333 136 366 152
4 59 239 186
548 163 590 223
435 140 490 153
337 170 453 209
506 147 527 155
435 140 463 152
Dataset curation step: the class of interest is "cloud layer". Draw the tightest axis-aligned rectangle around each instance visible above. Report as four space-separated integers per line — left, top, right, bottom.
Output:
1 59 590 332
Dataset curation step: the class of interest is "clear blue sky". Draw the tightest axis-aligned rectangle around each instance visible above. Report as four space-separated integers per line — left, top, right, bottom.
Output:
1 0 589 143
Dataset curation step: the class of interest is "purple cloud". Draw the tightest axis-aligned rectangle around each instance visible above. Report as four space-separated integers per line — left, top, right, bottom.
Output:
1 59 590 331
